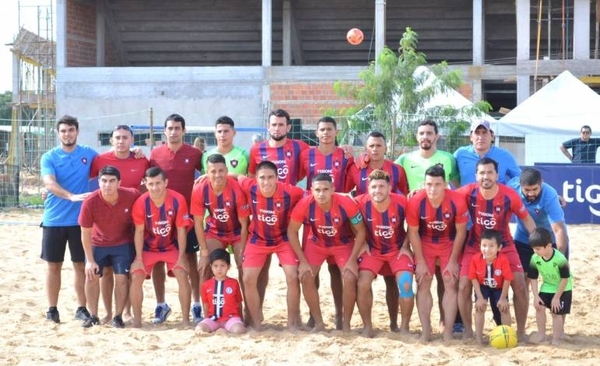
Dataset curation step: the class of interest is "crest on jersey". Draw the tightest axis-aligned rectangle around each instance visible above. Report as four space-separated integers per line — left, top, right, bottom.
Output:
333 217 340 223
334 161 340 167
494 269 502 276
226 201 231 207
226 287 233 294
184 158 189 164
276 202 282 208
286 150 292 158
168 210 174 216
391 217 397 223
444 212 451 219
81 158 88 164
231 159 238 168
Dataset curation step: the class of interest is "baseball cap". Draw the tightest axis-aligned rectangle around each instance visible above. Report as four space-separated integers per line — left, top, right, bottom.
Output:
470 120 491 132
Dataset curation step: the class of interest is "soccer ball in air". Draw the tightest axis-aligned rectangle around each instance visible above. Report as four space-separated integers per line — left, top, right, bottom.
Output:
346 28 364 45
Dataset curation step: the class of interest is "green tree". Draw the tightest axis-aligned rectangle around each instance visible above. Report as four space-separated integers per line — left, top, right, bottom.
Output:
0 91 12 126
333 27 491 157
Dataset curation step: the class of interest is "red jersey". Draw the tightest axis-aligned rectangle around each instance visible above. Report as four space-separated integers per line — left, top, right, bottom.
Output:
248 139 309 185
190 177 250 239
239 178 304 246
290 193 361 247
298 147 353 192
78 187 141 247
201 277 243 321
468 252 514 289
131 189 192 252
90 151 150 189
344 160 409 196
355 193 408 254
149 144 202 204
457 183 529 249
406 189 469 244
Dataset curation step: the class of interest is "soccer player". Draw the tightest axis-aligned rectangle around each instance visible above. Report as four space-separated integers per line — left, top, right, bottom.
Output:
41 115 98 324
201 116 250 176
456 157 535 340
78 166 141 328
130 167 193 328
407 165 468 342
354 170 414 337
288 173 366 332
238 161 304 331
149 113 203 324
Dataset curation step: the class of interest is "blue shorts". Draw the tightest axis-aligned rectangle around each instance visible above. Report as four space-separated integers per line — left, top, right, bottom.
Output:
475 285 507 326
92 243 135 276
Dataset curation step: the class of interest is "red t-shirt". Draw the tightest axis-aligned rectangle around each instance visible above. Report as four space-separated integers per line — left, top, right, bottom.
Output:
469 252 514 289
201 277 243 320
131 189 192 252
457 183 529 249
290 193 361 247
355 193 408 254
298 147 353 192
90 151 150 190
149 144 202 204
248 139 309 185
190 177 250 239
239 177 304 247
406 189 469 244
344 160 409 196
78 187 141 247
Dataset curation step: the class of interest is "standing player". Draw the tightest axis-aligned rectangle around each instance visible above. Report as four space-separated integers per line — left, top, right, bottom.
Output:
149 113 203 324
456 158 535 340
288 173 366 332
129 167 192 328
41 115 98 324
355 170 414 337
407 165 468 342
78 166 141 328
201 116 250 176
238 161 305 331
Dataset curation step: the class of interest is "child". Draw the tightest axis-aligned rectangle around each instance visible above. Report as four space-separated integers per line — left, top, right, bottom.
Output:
528 227 573 345
469 229 513 345
195 248 246 334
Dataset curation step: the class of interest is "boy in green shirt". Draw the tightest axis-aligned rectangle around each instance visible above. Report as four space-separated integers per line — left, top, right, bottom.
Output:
528 227 573 345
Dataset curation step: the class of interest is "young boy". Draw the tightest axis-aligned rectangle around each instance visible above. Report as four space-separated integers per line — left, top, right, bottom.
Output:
469 229 513 345
195 248 246 334
528 227 573 345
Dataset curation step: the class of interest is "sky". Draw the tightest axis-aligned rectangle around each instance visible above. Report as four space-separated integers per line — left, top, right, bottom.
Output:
0 0 55 93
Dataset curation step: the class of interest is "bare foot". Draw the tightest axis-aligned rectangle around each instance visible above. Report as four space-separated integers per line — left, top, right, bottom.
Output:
342 323 351 333
419 332 432 343
462 328 474 341
310 322 326 334
181 320 192 328
550 338 561 345
390 323 400 333
475 335 484 345
248 322 263 332
335 314 343 331
123 312 133 323
307 315 316 328
131 320 142 328
100 314 112 325
530 333 546 344
442 331 453 342
398 326 410 335
517 332 529 344
361 327 374 338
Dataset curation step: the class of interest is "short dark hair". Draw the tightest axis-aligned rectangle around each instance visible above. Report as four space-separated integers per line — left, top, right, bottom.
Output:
425 164 446 181
145 166 166 180
56 115 79 131
529 227 553 248
581 125 592 133
317 116 337 129
313 173 333 184
99 165 121 181
481 229 502 246
215 116 235 128
418 119 439 134
210 248 231 265
256 161 278 175
113 125 134 137
520 168 542 186
269 109 291 124
164 113 186 129
367 131 386 143
476 157 498 173
207 153 227 165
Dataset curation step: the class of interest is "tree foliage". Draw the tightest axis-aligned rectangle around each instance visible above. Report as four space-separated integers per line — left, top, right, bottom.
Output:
0 91 12 125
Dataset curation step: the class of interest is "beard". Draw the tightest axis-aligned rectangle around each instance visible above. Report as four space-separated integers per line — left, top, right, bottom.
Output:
270 134 286 142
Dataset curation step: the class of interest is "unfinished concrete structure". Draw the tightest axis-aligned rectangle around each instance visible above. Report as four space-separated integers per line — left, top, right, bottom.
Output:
55 0 600 150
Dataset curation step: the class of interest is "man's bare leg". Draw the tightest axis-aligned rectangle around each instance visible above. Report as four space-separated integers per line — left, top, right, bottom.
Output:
356 271 376 337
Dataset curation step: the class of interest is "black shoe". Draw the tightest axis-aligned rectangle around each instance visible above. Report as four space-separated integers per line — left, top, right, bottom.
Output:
46 307 60 324
82 315 100 328
75 306 91 321
112 315 125 329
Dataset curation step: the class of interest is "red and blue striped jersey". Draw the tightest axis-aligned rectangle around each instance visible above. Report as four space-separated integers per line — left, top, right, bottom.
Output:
248 139 310 185
355 193 408 254
344 160 409 196
299 147 353 192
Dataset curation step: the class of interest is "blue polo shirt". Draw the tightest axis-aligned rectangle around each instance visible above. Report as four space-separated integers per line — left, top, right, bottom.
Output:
41 145 98 226
454 145 521 185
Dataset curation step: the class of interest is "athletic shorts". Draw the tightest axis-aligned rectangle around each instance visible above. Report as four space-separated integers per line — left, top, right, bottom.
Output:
304 242 352 268
40 225 85 263
92 243 135 276
200 316 244 332
205 231 241 247
538 290 572 315
421 240 457 275
242 242 298 268
460 244 523 277
358 251 414 276
185 227 200 253
475 285 506 325
515 241 561 273
135 249 186 278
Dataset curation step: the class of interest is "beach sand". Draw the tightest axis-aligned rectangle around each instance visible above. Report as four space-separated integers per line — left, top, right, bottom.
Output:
1 209 598 365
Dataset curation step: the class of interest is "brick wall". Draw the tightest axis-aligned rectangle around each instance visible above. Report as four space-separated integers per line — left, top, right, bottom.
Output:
66 0 96 66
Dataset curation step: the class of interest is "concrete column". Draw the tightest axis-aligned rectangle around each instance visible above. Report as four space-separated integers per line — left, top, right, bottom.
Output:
515 0 530 103
573 0 591 59
96 4 105 67
375 0 386 69
472 0 484 102
56 0 67 68
262 0 272 66
282 0 291 66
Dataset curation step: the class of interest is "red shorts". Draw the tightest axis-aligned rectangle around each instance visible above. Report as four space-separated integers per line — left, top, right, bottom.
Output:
421 240 457 275
304 242 352 268
359 251 414 276
242 242 298 268
460 244 524 277
205 232 241 247
200 316 244 332
134 249 185 278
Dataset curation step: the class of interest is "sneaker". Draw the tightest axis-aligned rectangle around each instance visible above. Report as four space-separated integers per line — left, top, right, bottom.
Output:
152 304 172 324
452 322 465 334
192 304 203 324
75 306 91 321
112 315 125 329
46 307 60 324
82 315 100 328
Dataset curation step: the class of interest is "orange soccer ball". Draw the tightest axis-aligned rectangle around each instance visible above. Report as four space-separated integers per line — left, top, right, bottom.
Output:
346 28 364 46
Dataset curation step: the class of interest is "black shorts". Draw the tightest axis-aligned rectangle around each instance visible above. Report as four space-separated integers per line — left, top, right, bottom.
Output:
41 225 85 263
475 285 507 325
92 243 135 276
538 291 572 315
516 241 558 273
185 226 199 254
